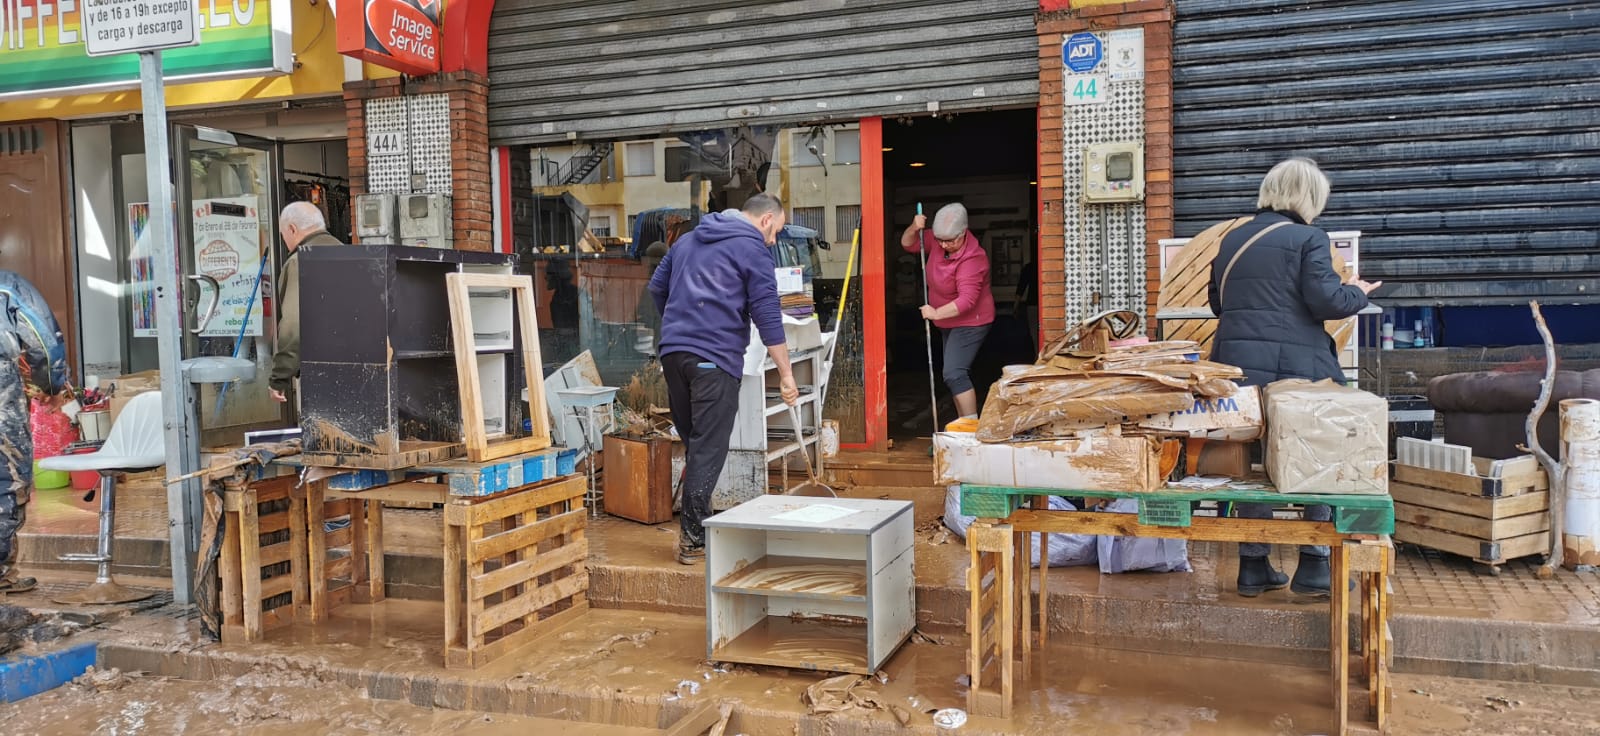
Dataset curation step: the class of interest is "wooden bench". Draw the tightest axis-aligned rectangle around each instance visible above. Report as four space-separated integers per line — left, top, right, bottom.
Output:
960 484 1395 736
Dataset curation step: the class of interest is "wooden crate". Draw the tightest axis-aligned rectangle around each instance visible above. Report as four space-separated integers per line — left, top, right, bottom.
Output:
443 474 588 669
219 476 307 643
1391 458 1550 571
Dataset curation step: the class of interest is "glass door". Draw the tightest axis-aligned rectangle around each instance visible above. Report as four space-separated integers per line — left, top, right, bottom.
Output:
173 125 285 444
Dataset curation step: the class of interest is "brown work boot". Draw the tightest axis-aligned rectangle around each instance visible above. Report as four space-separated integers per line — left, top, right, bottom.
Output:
676 542 705 566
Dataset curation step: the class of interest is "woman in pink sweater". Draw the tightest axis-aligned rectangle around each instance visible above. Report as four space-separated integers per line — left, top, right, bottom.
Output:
900 203 996 422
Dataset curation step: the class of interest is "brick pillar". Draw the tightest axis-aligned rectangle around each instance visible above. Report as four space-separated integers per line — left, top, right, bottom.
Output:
343 72 494 252
1036 1 1175 338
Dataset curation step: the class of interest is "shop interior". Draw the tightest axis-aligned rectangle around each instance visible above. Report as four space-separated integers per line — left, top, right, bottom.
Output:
880 109 1039 442
69 105 350 445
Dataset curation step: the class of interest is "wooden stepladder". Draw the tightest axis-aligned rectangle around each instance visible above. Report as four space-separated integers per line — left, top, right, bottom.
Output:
445 272 552 462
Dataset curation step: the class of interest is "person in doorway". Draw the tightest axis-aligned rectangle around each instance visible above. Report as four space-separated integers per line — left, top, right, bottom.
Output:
1207 158 1381 598
0 271 69 594
899 203 996 426
649 194 799 565
270 202 344 405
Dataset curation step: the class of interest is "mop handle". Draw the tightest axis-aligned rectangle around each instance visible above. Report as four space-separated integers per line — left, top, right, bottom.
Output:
212 249 272 420
833 221 860 332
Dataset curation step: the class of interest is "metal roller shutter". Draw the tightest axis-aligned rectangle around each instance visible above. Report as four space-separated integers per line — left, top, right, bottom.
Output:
1172 0 1600 305
487 0 1040 145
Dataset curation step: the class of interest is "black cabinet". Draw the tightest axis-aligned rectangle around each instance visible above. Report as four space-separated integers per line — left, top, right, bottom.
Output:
298 244 518 467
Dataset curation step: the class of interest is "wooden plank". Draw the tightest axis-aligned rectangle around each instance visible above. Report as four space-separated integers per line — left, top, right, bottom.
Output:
470 507 586 563
239 494 263 641
220 509 244 632
289 486 310 618
327 481 448 506
1331 543 1349 736
444 519 466 652
1391 482 1548 520
446 601 587 670
326 554 353 582
663 702 722 736
306 480 330 622
259 541 295 568
1393 463 1539 498
965 484 1395 511
1346 537 1391 574
448 273 490 461
367 500 386 602
471 541 588 601
513 278 551 447
300 441 463 471
257 511 292 536
444 475 585 527
1394 522 1550 563
998 525 1015 717
967 532 984 695
260 574 295 601
1009 510 1347 546
325 526 353 550
1375 552 1391 732
478 572 589 634
1394 502 1550 541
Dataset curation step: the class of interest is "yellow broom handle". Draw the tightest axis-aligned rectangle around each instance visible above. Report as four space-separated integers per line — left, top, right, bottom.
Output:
833 224 861 330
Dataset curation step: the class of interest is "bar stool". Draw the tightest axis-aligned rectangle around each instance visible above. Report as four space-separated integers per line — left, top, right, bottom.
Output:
39 391 166 604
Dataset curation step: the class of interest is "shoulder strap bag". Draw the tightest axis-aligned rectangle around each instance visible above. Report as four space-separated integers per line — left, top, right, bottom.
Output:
1217 221 1290 306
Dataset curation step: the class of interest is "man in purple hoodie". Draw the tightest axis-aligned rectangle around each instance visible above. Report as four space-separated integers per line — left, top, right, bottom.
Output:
650 194 799 564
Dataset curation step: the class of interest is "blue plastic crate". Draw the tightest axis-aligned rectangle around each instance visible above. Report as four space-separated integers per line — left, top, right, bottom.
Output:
556 448 578 476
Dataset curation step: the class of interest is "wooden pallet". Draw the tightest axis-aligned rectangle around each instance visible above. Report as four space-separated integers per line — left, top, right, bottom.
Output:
1156 215 1355 357
443 474 588 669
445 272 552 462
1390 459 1550 573
219 476 307 643
304 480 384 621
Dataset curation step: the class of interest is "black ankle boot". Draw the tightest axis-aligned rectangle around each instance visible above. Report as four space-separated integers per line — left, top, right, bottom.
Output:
1291 552 1332 597
1237 556 1289 597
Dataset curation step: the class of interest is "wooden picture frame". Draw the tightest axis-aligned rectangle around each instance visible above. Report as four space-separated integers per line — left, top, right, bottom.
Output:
446 272 552 461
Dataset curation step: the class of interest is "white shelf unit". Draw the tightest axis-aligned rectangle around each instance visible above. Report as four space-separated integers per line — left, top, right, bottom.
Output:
459 263 516 438
704 496 915 674
713 346 824 509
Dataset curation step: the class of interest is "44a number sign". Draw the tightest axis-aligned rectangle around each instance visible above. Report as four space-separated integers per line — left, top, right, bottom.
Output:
1066 74 1109 106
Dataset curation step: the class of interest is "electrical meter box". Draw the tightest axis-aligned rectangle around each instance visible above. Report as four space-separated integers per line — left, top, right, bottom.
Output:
354 193 398 242
1082 142 1145 203
399 193 453 249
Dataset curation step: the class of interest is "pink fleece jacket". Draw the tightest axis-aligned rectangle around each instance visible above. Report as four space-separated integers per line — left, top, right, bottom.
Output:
903 230 995 329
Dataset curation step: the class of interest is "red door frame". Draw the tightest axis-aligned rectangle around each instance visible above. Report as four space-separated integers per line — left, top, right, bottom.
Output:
842 117 888 451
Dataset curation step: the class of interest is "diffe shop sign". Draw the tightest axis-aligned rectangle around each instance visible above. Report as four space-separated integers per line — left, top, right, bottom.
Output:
336 0 441 76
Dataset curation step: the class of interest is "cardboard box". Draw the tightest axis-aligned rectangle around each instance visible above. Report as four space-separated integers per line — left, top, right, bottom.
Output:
1138 386 1262 441
934 432 1164 492
1265 379 1388 495
107 370 161 425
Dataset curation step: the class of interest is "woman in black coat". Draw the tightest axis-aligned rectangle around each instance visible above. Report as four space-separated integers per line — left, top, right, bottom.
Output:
1207 158 1381 598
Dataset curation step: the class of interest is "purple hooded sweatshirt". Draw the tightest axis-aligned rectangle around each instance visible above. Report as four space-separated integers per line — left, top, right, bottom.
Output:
648 211 785 378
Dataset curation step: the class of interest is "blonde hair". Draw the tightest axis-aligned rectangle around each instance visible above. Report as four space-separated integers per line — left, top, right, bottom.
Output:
1256 158 1330 224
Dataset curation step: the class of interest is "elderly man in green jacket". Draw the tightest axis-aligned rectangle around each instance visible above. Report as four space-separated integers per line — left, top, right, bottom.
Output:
270 202 344 405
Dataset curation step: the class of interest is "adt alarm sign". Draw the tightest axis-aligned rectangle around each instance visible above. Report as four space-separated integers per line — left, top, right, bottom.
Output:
1064 32 1102 73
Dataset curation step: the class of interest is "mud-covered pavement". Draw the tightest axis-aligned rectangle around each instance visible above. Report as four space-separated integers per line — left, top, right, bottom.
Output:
0 666 659 735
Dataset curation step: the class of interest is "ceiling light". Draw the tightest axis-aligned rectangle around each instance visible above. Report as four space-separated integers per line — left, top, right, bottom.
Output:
1030 181 1038 185
909 162 926 168
881 147 894 152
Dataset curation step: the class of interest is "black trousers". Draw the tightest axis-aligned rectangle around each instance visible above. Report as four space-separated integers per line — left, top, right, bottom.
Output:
662 351 742 547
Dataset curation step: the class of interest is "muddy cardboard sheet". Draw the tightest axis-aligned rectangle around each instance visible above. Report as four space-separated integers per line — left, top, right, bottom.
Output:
934 432 1164 492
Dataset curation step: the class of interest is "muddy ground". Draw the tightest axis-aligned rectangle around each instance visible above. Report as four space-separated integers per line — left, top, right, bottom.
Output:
2 667 1597 735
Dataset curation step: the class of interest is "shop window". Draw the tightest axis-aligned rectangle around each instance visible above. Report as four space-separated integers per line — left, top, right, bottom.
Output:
792 207 825 234
510 123 864 444
833 129 861 165
624 142 655 177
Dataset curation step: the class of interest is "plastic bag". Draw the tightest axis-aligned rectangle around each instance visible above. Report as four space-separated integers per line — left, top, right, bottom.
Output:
30 397 75 459
1095 499 1192 574
942 485 1097 568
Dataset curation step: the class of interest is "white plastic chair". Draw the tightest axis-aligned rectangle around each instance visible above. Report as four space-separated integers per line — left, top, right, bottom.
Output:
40 391 166 604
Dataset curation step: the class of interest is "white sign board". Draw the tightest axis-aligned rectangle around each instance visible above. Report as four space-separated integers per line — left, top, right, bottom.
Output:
368 129 409 158
193 196 266 338
1107 29 1146 82
81 0 202 57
